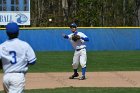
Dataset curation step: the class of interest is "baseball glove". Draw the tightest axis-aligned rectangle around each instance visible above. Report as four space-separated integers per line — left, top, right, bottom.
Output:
72 34 81 42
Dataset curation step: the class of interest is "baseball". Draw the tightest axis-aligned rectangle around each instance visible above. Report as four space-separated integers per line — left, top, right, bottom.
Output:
49 18 52 22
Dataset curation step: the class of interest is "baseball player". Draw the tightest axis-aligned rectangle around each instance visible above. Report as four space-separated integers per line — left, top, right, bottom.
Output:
62 23 89 80
0 22 36 93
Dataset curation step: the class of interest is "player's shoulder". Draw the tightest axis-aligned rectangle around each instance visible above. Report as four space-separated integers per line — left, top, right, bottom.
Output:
68 33 74 37
17 39 26 43
14 39 30 48
0 40 8 47
0 41 8 50
77 31 83 34
77 32 85 35
18 39 30 46
77 31 88 37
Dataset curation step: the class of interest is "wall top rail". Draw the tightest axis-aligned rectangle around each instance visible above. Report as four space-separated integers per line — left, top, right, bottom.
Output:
1 27 140 30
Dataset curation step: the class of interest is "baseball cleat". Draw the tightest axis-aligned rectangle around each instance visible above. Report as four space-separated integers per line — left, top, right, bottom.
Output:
79 76 86 80
69 73 79 79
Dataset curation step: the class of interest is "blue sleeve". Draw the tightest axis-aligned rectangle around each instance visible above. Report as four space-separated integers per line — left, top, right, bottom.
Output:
63 35 69 39
28 61 36 65
81 37 89 41
28 57 36 65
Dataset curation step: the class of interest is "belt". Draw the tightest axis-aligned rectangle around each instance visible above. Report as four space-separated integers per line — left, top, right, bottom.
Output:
9 71 26 73
76 48 85 51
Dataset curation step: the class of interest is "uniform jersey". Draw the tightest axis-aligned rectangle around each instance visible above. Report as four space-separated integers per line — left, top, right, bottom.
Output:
68 32 88 49
0 38 36 73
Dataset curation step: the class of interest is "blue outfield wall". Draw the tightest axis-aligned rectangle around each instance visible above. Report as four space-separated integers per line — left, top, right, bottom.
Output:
0 28 140 51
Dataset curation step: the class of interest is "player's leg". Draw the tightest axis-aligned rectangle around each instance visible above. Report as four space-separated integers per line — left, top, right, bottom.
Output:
79 49 87 80
3 74 10 93
3 83 8 93
69 51 80 79
8 73 25 93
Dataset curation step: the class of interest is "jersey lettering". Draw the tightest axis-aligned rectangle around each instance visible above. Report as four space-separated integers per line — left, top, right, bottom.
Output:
9 51 17 64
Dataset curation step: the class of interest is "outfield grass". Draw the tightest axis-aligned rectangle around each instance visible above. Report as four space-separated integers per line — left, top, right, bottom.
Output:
28 51 140 72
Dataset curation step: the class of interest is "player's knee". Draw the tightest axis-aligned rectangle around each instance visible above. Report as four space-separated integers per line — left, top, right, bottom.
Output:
81 63 86 68
72 63 78 69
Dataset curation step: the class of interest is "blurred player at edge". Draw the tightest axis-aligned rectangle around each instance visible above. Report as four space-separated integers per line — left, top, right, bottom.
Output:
0 22 36 93
62 23 89 80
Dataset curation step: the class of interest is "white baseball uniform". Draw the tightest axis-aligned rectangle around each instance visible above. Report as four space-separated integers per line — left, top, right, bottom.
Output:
0 38 36 93
68 32 88 69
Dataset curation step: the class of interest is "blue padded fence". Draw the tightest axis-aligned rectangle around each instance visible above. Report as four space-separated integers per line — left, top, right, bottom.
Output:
0 28 140 51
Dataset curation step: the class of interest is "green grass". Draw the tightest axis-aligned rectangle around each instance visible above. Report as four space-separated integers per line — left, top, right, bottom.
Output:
28 51 140 72
1 51 140 93
1 87 140 93
25 87 140 93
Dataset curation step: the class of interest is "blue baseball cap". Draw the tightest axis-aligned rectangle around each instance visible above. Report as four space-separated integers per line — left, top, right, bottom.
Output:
70 23 77 28
6 22 19 34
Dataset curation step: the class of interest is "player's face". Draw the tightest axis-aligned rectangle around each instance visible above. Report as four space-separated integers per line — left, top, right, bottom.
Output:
70 27 77 33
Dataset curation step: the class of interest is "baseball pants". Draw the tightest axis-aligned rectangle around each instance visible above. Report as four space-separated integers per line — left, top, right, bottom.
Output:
3 73 25 93
72 48 87 69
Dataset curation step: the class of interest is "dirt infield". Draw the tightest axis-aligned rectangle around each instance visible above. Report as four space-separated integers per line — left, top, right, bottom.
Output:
0 71 140 90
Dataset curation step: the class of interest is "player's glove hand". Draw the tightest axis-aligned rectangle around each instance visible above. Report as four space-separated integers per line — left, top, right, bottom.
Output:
62 33 66 37
72 34 81 42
